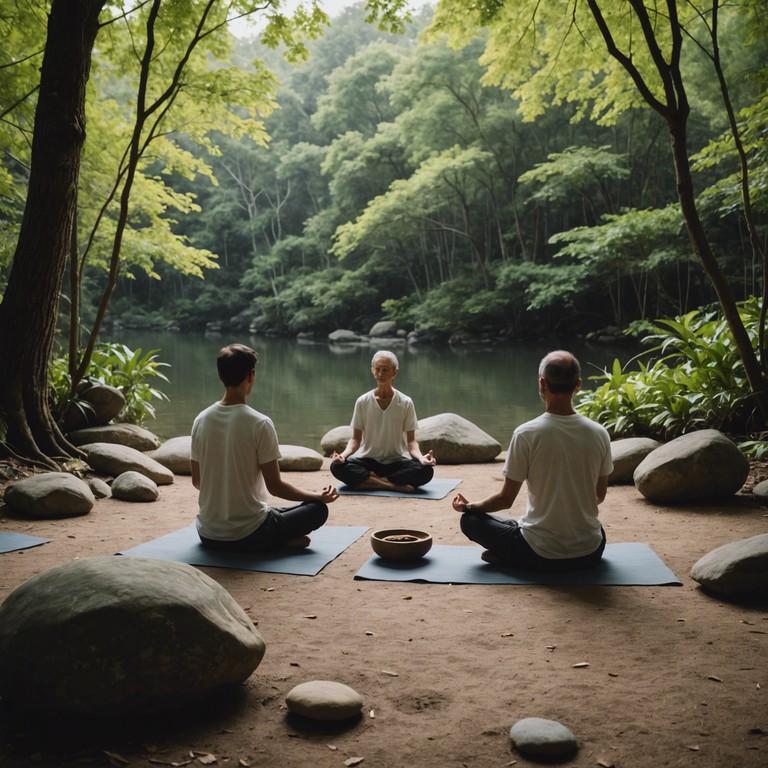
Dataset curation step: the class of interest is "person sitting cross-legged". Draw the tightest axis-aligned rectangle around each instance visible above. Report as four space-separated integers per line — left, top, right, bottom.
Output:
191 343 338 552
452 350 612 570
330 350 436 493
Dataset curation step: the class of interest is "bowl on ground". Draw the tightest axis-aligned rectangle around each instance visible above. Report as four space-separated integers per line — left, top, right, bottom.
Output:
370 529 433 560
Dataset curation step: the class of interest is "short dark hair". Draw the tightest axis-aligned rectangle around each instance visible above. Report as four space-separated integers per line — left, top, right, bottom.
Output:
539 350 580 394
217 344 258 387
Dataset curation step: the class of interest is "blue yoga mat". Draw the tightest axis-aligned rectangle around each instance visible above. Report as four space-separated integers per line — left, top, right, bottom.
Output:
337 477 462 500
354 542 682 586
119 524 370 576
0 532 50 554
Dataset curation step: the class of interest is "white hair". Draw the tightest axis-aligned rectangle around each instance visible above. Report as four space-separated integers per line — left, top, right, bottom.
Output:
371 350 399 370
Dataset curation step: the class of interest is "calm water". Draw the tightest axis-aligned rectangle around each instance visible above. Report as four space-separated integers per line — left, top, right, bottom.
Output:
106 331 634 449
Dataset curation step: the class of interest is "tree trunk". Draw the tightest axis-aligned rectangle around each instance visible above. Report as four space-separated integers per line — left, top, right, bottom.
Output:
0 0 105 467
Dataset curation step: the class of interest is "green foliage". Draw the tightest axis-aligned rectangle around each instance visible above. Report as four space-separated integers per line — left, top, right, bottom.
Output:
50 343 170 426
577 299 765 439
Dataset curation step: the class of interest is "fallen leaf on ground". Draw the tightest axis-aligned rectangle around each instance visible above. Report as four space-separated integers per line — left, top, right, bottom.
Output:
197 754 217 765
344 758 365 766
572 662 590 668
103 751 130 766
304 615 317 619
707 675 723 682
381 670 399 677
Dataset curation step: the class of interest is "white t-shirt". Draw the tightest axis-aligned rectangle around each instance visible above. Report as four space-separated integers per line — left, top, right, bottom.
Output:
191 402 281 540
503 412 613 558
350 389 418 463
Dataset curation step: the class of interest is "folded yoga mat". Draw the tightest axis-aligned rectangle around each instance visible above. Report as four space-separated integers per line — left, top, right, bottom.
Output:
337 477 462 500
119 524 370 576
354 542 682 586
0 532 50 554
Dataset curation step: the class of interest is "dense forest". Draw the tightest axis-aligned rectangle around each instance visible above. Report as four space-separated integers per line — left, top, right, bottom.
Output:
3 1 755 344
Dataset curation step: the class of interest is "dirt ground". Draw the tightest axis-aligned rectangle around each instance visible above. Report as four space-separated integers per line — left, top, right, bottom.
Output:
0 457 766 768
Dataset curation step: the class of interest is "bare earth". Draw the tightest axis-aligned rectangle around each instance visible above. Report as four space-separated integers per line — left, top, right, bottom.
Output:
0 457 766 768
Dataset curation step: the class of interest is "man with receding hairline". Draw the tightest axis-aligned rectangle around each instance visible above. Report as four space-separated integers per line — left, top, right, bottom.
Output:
452 350 613 570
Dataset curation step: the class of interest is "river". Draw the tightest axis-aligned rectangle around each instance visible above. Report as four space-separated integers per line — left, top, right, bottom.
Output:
105 330 634 449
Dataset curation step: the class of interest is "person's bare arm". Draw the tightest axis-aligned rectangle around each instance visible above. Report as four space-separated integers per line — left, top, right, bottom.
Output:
596 475 609 506
452 477 523 514
406 430 436 465
191 459 201 490
331 429 362 463
261 459 339 504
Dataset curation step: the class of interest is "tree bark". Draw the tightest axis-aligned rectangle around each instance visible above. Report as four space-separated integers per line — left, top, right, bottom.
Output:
0 0 105 467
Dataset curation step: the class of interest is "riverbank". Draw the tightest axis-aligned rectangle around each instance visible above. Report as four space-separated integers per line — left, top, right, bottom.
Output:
1 458 766 767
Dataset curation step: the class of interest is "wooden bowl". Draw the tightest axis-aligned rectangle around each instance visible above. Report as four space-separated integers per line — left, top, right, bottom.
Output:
371 529 433 560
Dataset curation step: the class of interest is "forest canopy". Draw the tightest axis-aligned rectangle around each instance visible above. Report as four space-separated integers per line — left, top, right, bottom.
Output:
1 0 766 347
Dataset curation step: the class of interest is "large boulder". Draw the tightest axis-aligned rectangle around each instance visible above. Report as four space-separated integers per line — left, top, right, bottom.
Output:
151 435 192 475
61 384 126 431
3 472 94 518
328 329 365 344
609 437 660 484
81 442 174 485
633 429 749 503
690 534 768 597
0 556 266 716
278 445 324 471
416 413 502 464
321 426 352 457
111 471 159 502
368 320 398 338
69 423 161 452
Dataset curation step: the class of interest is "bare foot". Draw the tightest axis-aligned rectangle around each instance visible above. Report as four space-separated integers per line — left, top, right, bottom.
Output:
285 535 311 549
358 474 415 493
481 550 500 564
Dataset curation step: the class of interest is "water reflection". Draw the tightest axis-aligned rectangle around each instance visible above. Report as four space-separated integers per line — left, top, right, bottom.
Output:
105 331 634 448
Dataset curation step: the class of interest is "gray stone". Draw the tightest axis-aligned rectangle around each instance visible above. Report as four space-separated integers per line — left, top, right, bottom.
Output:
751 479 768 499
609 437 660 484
328 329 365 344
285 680 363 721
690 533 768 597
88 477 112 499
0 556 266 716
321 426 352 456
278 445 323 471
81 442 174 485
633 429 749 503
111 471 159 502
416 413 502 464
3 472 94 518
62 384 126 431
509 717 578 758
369 320 398 337
69 423 161 451
151 435 192 475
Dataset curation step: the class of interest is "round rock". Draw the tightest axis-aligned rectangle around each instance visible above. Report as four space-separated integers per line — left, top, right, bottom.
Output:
285 680 363 721
509 717 578 758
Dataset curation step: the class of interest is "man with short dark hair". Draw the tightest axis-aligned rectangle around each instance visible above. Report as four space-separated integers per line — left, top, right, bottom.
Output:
452 350 612 570
191 343 338 551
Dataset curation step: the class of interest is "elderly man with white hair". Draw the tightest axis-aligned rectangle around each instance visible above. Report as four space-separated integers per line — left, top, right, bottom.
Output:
331 350 436 493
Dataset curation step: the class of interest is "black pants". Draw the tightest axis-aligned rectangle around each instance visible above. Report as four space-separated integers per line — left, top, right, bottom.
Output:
460 512 606 571
330 457 434 489
199 503 328 552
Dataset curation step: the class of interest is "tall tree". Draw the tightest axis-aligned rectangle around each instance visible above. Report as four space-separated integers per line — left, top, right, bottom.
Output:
428 0 768 423
0 0 104 466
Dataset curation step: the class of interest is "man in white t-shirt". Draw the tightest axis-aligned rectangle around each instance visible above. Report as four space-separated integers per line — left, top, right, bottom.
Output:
452 350 613 570
331 350 436 492
191 344 338 551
